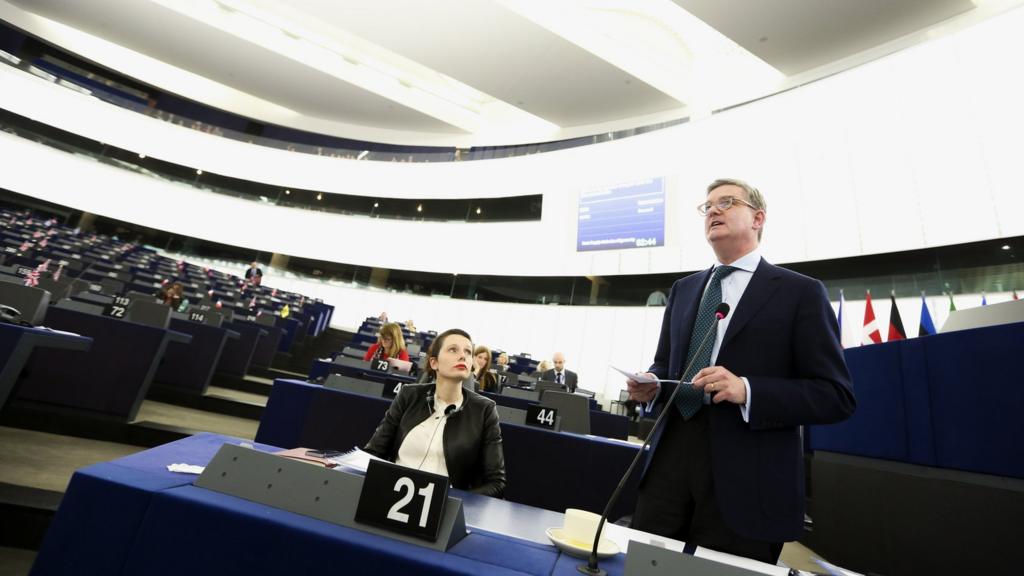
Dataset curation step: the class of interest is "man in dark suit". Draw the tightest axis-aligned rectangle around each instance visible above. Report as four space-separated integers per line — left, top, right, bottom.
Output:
541 352 578 393
627 178 855 564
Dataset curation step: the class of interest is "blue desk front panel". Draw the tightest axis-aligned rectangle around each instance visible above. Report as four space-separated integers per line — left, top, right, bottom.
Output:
33 433 627 576
811 321 1024 479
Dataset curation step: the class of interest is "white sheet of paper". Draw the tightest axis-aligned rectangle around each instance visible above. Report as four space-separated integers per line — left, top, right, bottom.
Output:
167 463 205 474
610 366 678 384
330 447 385 473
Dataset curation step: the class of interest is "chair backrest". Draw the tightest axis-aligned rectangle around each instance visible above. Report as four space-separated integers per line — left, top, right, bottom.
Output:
340 346 365 359
501 387 540 402
99 278 125 295
536 380 566 396
256 313 277 326
127 299 171 329
53 298 104 316
333 356 372 371
324 374 385 397
0 282 51 325
540 391 591 435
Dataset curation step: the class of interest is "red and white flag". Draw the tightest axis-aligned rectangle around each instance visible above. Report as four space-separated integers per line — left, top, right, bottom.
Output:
862 290 883 345
52 263 64 281
37 260 50 273
18 241 32 252
249 295 257 308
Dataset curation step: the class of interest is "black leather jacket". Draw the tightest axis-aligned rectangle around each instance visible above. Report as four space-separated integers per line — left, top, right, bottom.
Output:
363 383 507 498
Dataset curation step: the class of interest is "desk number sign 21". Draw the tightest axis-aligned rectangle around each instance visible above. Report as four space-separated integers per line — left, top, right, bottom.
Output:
355 460 449 542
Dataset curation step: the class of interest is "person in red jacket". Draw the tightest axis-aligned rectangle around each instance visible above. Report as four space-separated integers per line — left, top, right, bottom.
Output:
364 322 410 362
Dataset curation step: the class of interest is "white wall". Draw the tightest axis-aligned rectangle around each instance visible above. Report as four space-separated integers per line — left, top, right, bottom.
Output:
3 6 1024 279
3 6 1024 402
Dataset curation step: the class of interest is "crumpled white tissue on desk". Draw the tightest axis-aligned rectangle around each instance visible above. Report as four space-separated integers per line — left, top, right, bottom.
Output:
167 463 205 474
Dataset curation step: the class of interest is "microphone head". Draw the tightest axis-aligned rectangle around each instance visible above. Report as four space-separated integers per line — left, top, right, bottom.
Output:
715 302 731 320
444 404 457 416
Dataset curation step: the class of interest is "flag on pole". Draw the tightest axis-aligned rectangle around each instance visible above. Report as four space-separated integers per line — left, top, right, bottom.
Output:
947 292 956 311
52 263 64 282
862 290 882 345
918 292 936 337
280 304 290 319
1014 290 1020 301
887 292 906 341
981 292 987 306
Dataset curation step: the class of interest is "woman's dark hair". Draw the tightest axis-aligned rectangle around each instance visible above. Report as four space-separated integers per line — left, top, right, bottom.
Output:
422 328 472 382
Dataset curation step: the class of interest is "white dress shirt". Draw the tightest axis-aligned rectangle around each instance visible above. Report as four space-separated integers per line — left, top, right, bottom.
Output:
648 248 761 422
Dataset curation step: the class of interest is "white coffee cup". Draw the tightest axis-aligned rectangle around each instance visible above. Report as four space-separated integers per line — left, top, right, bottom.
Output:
562 508 601 546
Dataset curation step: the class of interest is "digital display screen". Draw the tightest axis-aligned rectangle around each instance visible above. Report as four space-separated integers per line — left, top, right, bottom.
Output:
577 177 665 252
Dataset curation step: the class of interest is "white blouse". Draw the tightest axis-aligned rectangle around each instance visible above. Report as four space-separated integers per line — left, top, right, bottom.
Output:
395 395 463 477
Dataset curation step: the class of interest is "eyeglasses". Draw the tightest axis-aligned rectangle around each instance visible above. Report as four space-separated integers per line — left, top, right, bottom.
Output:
697 195 758 216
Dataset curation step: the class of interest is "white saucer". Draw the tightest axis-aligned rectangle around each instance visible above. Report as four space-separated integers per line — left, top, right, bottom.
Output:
545 527 620 559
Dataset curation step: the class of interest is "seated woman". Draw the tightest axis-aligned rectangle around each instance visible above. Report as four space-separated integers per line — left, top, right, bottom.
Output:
472 345 499 393
364 328 506 497
363 322 410 362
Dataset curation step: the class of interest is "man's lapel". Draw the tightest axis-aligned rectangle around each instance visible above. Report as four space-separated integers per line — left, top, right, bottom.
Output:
675 268 714 363
721 258 782 350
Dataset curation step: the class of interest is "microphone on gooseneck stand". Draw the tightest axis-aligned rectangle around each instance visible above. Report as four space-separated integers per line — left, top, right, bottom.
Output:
578 302 731 576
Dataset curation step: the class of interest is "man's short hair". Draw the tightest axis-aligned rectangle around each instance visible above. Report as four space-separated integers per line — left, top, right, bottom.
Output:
706 178 766 240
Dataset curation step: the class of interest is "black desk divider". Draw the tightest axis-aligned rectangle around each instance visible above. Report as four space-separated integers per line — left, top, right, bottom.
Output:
623 541 762 575
325 374 385 397
195 444 468 552
495 405 527 426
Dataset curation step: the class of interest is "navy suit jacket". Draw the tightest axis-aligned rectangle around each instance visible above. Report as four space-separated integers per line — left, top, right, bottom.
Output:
644 258 855 543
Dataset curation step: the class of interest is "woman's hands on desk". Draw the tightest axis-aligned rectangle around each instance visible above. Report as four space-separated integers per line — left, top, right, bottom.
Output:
626 373 659 403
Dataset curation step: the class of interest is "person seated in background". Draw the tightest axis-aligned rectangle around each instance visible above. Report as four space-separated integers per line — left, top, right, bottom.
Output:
244 261 263 286
160 282 184 310
495 352 510 371
377 311 389 323
472 345 499 393
363 322 410 362
406 318 417 332
364 328 506 497
530 359 553 379
540 352 579 393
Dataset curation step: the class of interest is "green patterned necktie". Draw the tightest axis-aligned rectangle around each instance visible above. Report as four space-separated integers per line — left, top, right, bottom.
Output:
675 265 738 419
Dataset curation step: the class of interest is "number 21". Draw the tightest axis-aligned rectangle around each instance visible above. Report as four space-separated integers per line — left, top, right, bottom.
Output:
386 477 434 527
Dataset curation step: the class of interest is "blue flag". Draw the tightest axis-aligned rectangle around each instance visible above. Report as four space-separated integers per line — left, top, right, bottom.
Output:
919 292 936 337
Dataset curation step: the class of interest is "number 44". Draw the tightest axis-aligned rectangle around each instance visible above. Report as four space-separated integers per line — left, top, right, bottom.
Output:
536 408 555 426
